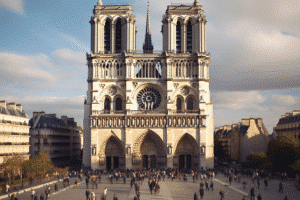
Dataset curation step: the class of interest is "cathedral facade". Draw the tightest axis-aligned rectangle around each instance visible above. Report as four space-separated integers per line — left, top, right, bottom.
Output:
83 0 214 171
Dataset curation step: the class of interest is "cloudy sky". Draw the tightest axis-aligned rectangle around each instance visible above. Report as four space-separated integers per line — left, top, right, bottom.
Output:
0 0 299 133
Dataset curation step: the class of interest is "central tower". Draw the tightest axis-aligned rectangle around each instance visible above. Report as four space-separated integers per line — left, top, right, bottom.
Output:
84 0 214 171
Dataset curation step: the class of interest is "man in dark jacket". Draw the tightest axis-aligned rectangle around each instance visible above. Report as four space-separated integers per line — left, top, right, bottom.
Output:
85 189 90 200
210 181 214 191
219 190 225 200
257 194 262 200
199 187 204 199
250 187 255 200
194 192 198 200
86 177 89 189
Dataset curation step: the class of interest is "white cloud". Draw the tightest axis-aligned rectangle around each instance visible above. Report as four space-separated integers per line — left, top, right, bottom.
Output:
0 52 56 86
272 94 299 106
213 90 266 110
52 48 86 68
0 0 25 15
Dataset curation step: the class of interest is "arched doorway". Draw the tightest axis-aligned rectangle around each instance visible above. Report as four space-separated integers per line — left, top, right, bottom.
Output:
175 133 199 171
104 136 125 171
134 131 166 170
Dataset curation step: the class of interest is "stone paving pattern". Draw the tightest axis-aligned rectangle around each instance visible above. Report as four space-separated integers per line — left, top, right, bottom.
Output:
2 174 300 200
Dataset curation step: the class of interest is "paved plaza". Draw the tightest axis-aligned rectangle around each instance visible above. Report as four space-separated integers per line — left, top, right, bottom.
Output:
2 174 299 200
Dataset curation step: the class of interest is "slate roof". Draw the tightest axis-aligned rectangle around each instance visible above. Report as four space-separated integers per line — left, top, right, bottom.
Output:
0 105 28 118
278 113 300 125
29 115 77 129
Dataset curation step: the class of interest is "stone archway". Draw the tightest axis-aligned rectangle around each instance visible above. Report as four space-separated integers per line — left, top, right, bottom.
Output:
103 136 125 171
174 133 199 171
133 130 166 170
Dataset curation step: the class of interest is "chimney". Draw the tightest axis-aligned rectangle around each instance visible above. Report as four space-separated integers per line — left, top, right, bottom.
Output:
292 110 300 116
220 126 224 130
61 116 68 126
33 111 45 120
256 118 262 128
7 102 16 109
232 124 238 129
285 112 291 117
249 118 256 127
241 118 250 126
224 125 231 130
281 115 286 119
0 100 6 108
16 104 22 112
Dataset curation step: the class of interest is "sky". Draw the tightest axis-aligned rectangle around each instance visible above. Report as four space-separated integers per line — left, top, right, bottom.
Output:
0 0 299 133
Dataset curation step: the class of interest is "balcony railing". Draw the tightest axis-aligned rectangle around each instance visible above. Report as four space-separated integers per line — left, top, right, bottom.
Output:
129 110 167 115
92 110 126 115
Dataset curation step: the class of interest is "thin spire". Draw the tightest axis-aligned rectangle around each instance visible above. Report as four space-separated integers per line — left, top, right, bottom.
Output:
146 2 151 34
194 0 200 6
143 1 153 53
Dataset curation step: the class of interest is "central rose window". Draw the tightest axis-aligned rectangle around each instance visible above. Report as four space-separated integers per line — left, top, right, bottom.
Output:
137 87 161 110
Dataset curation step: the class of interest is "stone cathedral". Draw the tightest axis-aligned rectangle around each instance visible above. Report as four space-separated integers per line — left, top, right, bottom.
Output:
83 0 214 171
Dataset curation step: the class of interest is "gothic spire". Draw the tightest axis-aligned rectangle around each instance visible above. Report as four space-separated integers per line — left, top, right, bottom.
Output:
143 1 153 53
146 2 151 35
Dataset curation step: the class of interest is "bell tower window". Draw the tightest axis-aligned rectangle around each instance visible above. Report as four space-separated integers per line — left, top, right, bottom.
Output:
104 20 111 53
104 98 110 111
176 98 182 111
187 21 192 53
115 19 122 53
187 97 193 110
115 98 122 111
176 21 181 53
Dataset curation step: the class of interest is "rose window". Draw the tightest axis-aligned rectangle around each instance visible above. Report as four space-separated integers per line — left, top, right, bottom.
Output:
137 87 161 110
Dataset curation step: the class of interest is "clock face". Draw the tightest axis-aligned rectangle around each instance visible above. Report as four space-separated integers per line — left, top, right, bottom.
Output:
137 87 161 110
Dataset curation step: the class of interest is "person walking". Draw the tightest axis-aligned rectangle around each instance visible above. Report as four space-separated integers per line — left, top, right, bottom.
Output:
34 193 39 200
219 190 225 200
100 193 106 200
257 178 260 189
45 187 50 200
242 196 246 200
279 181 283 193
205 181 209 191
194 192 198 200
199 187 204 199
257 194 262 200
55 183 58 192
283 196 288 200
85 189 90 200
250 187 255 200
264 179 268 190
40 194 45 200
86 177 89 189
31 189 35 200
210 181 214 191
113 194 119 200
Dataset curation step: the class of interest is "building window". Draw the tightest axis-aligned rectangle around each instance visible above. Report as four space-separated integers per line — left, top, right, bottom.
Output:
115 19 122 53
187 21 192 53
187 97 193 110
104 98 110 111
115 98 122 111
176 98 182 111
176 21 181 53
104 20 111 53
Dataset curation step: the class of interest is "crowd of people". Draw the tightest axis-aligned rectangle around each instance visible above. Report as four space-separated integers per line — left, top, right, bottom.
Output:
4 167 297 200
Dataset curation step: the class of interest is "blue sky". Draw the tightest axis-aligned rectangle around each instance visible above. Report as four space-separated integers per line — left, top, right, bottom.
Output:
0 0 299 133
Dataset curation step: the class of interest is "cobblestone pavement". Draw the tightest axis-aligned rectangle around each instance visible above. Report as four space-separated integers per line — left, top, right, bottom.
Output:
8 174 299 200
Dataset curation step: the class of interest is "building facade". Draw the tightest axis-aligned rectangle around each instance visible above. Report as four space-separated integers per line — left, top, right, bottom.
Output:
0 100 30 164
214 118 269 163
29 112 81 168
83 0 214 171
274 110 300 143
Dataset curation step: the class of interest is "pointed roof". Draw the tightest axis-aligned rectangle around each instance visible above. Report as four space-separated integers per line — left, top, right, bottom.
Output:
143 1 154 54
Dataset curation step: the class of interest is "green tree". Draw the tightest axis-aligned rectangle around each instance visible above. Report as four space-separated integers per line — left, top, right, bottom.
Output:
1 155 26 185
214 140 228 162
246 152 272 170
266 132 299 173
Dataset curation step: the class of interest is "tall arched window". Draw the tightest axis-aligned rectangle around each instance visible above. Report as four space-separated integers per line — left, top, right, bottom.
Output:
176 97 182 111
115 19 122 53
104 20 111 53
115 98 122 111
187 97 193 110
104 98 110 111
176 21 181 53
187 21 192 53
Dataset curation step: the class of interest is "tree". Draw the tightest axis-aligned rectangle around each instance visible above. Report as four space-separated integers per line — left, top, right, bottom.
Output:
1 155 26 185
214 140 228 162
266 132 299 173
246 152 271 170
